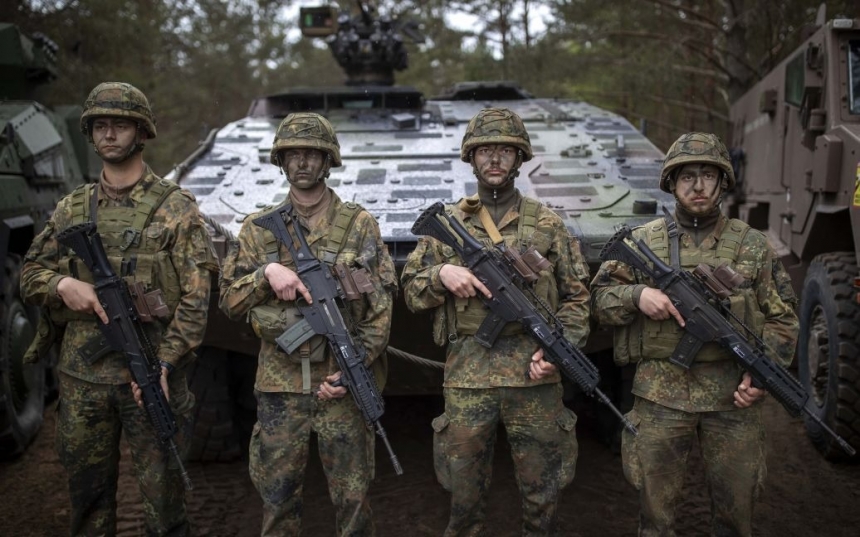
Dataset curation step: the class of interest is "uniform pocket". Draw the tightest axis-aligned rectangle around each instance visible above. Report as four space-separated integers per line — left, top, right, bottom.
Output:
249 304 291 342
556 408 578 488
248 422 264 492
621 409 643 490
431 413 452 491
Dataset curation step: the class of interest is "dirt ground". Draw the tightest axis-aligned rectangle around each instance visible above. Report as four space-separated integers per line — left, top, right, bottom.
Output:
1 394 859 537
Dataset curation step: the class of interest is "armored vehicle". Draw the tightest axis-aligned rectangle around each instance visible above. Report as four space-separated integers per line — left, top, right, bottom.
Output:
0 23 94 457
727 8 860 460
170 2 669 461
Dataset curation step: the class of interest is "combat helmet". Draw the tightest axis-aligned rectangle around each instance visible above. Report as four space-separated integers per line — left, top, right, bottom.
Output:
461 108 533 163
270 113 342 167
660 132 735 192
80 82 157 139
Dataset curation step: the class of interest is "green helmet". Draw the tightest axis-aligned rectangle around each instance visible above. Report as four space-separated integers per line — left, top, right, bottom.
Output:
270 113 342 167
460 108 533 162
660 132 735 192
80 82 157 139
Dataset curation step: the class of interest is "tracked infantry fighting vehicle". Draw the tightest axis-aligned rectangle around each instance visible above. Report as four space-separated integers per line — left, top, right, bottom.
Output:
727 7 860 460
170 2 668 460
0 23 94 457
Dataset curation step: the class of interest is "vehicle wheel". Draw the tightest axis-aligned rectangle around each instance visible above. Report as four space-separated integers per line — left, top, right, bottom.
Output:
0 254 45 458
186 347 243 462
797 252 860 461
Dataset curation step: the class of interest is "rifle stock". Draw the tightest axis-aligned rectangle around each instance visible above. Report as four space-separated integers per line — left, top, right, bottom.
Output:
599 226 856 456
411 203 638 436
56 222 194 489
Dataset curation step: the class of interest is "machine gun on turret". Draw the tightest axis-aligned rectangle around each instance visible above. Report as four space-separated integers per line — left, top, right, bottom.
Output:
299 1 424 86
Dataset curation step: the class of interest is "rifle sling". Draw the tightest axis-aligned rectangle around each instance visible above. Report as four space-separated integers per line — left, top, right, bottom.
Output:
476 206 504 245
662 206 681 270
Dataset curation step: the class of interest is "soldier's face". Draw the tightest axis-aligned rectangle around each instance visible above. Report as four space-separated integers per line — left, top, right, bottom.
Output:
473 144 518 186
91 117 141 163
282 148 326 189
673 163 722 216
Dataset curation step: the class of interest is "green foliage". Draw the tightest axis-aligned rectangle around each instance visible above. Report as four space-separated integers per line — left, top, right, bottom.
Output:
3 0 854 169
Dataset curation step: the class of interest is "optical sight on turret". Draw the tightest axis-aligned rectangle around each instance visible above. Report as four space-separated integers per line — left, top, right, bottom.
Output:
299 2 424 86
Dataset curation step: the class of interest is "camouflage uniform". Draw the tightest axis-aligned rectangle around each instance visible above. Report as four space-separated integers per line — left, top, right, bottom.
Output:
401 108 590 536
591 133 799 537
219 113 397 536
20 82 216 537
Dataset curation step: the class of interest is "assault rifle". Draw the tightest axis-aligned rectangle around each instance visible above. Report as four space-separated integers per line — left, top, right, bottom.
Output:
599 225 855 456
253 206 403 475
56 222 194 489
411 202 637 436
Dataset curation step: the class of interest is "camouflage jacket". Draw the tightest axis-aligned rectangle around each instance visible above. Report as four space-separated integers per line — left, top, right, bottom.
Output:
401 192 591 389
20 166 218 384
590 214 799 412
218 190 397 393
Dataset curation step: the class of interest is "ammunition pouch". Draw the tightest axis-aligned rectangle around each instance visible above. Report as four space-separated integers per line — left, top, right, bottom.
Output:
128 281 170 323
333 263 374 300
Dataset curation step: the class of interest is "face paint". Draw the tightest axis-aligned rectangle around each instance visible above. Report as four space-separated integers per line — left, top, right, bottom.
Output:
281 148 328 190
472 144 519 187
672 163 723 216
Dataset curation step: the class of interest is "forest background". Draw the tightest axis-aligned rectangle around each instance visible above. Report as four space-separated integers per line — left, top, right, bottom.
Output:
3 0 857 173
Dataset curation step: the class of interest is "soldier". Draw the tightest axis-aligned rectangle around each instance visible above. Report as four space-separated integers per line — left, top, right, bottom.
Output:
20 82 217 535
401 108 590 535
219 112 397 536
591 132 799 536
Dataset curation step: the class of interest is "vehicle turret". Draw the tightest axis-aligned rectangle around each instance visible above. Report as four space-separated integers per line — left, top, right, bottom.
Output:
299 2 424 86
0 23 59 100
170 2 668 461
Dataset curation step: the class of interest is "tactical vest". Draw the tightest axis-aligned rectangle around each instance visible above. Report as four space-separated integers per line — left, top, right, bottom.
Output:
432 196 558 345
612 216 767 366
247 201 374 393
249 202 362 354
54 180 182 326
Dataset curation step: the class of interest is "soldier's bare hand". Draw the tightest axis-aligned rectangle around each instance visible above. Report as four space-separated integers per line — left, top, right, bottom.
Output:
439 264 492 299
638 287 685 327
265 263 313 303
317 372 348 400
130 367 170 409
57 277 109 324
528 348 558 380
734 372 765 408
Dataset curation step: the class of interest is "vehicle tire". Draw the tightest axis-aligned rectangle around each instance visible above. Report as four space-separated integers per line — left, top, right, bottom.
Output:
0 254 45 458
797 252 860 461
186 347 243 462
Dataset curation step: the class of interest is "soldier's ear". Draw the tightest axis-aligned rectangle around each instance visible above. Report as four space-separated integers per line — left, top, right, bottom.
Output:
667 177 677 193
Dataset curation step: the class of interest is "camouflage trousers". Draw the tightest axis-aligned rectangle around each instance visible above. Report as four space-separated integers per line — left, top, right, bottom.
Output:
250 390 376 536
55 371 194 537
432 384 578 537
622 397 767 537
